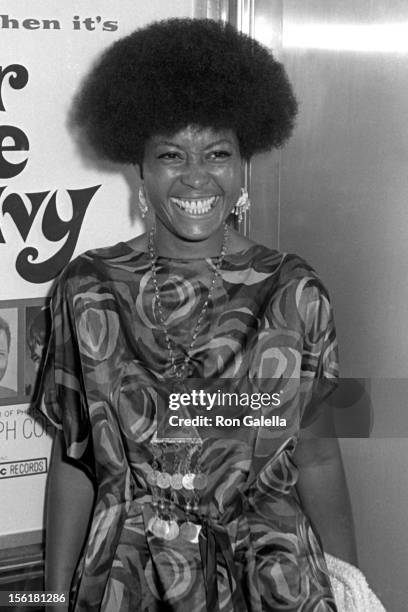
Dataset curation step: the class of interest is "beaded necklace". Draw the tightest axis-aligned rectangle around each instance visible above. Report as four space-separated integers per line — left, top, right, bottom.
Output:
148 222 229 378
146 223 229 541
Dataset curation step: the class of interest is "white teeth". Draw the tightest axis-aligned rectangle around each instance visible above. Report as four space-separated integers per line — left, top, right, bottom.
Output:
170 196 218 215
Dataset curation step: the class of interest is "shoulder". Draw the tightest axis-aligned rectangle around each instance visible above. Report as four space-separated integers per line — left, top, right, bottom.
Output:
48 242 141 318
277 252 331 302
53 241 136 291
278 254 335 334
277 251 319 282
242 243 323 286
229 241 331 299
252 248 335 326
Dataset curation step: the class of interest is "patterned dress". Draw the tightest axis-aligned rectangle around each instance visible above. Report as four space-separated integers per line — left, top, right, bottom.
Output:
41 241 338 611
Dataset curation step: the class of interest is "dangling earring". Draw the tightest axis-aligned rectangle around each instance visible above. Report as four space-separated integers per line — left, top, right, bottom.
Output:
233 188 251 224
138 185 149 218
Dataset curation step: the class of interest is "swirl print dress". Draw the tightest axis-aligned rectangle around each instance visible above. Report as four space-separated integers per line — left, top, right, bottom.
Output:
40 242 339 611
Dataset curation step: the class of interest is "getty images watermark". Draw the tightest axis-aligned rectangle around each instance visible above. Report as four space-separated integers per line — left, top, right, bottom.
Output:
166 389 287 428
153 378 385 439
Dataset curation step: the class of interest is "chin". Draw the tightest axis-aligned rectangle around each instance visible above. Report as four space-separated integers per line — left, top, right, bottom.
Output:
187 220 228 239
176 228 215 242
171 214 228 241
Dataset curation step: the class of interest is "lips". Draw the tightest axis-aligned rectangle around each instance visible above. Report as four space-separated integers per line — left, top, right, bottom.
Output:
170 196 219 215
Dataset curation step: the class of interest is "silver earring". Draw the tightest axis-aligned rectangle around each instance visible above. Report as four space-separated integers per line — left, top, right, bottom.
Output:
233 188 251 224
138 186 148 218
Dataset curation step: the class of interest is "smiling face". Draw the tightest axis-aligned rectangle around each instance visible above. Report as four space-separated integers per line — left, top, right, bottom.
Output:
142 126 242 257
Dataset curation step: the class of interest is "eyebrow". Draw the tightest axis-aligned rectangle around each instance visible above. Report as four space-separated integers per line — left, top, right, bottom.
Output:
203 139 234 149
153 138 233 149
154 140 182 148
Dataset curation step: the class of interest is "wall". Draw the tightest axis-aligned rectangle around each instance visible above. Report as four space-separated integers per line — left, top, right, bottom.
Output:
251 1 408 609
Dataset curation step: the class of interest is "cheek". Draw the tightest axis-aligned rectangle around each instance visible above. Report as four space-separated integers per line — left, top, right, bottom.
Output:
144 168 173 202
224 168 242 201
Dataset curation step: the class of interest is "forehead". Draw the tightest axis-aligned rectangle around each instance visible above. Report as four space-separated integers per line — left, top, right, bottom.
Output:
146 125 239 150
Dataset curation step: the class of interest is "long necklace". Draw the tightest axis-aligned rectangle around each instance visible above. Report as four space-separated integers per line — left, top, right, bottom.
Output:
146 223 229 542
148 223 229 379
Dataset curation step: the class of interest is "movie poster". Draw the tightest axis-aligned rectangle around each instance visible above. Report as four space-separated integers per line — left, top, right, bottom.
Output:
0 0 199 546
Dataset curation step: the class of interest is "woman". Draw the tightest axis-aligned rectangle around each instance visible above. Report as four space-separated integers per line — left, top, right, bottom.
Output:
41 18 357 611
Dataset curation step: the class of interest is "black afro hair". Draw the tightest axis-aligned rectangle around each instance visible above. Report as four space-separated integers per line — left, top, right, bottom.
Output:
72 18 298 164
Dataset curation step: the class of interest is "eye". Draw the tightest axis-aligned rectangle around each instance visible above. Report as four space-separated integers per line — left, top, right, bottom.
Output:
157 151 183 161
207 149 232 161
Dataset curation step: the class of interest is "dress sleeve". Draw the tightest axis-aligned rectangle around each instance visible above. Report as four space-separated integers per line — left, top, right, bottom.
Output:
39 273 94 479
298 276 339 428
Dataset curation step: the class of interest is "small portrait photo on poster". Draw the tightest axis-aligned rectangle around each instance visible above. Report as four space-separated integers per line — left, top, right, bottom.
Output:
0 307 18 400
24 304 51 400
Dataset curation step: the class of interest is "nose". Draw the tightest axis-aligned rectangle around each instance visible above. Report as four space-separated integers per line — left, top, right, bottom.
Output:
180 159 210 189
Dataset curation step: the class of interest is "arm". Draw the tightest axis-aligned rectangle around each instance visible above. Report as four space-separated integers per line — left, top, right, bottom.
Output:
45 431 95 610
294 408 358 566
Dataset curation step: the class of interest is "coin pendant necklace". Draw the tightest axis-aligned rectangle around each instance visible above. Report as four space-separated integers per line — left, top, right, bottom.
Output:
147 222 229 541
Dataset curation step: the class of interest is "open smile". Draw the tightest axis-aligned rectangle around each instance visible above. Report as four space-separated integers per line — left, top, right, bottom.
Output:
170 196 219 215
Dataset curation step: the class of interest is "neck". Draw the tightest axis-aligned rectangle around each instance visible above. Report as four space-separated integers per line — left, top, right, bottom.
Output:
152 220 228 259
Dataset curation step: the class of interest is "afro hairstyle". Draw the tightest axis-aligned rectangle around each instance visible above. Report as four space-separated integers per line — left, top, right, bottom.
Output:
72 18 298 164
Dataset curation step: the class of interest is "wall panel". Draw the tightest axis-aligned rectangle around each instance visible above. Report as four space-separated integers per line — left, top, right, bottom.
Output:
272 2 408 609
